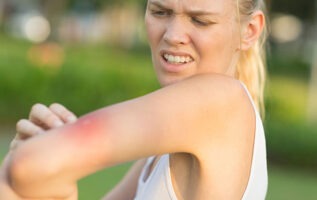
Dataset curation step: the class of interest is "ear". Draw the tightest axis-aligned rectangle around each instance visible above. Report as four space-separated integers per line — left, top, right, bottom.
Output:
240 11 265 50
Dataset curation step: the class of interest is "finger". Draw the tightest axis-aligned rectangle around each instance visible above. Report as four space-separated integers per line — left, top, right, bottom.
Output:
29 103 64 129
49 103 77 123
16 119 44 140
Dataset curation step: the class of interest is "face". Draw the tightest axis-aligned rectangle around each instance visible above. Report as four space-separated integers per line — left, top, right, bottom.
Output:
145 0 241 86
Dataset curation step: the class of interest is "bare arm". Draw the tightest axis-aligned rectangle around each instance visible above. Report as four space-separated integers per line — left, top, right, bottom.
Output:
7 74 251 198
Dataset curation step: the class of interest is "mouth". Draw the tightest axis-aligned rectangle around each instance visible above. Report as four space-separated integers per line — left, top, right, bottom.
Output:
161 52 194 65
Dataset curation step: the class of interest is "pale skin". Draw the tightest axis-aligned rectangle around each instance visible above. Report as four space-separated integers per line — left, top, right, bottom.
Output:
0 0 265 199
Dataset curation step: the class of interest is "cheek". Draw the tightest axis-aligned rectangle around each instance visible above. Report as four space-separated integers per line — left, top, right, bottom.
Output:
196 29 238 70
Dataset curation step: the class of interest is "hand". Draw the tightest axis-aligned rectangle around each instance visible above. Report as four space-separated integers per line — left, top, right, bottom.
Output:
10 103 77 151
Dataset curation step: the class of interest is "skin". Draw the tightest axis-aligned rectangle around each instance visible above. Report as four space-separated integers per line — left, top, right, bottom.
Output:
0 0 265 199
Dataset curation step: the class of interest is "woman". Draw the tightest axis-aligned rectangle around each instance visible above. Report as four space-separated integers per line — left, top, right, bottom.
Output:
0 0 268 199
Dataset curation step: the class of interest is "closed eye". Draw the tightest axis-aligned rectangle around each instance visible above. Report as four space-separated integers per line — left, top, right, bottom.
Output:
150 9 172 17
191 17 214 26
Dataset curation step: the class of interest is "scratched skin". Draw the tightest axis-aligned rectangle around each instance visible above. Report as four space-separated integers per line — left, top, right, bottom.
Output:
65 109 108 146
57 107 119 170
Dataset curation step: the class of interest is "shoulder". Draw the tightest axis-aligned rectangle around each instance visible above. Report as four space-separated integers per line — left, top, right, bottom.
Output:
193 73 255 132
153 73 255 132
169 73 249 104
171 73 254 117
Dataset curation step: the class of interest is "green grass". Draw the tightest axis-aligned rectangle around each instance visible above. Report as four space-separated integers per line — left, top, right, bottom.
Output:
78 163 131 200
267 165 317 200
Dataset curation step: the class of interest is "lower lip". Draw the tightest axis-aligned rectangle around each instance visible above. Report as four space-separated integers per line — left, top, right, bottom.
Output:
160 56 192 73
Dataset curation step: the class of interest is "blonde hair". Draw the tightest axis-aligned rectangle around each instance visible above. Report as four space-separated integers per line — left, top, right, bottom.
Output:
236 0 268 116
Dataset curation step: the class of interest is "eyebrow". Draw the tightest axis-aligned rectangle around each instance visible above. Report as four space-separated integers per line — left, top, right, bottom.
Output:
148 1 172 12
148 0 220 16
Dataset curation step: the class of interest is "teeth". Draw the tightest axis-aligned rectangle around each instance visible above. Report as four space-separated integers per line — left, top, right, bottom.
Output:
163 54 193 64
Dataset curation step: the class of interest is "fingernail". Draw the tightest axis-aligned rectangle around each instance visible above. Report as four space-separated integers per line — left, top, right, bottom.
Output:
67 116 77 123
54 120 64 128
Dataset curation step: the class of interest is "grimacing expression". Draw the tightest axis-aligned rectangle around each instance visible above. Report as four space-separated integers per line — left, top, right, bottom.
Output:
145 0 242 86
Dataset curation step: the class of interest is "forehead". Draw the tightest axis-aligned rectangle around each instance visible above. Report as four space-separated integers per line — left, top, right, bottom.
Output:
147 0 234 14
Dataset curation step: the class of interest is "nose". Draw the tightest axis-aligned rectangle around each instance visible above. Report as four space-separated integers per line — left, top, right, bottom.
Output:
163 17 191 46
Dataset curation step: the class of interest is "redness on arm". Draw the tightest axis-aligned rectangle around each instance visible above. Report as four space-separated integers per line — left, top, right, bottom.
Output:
65 110 108 145
65 113 106 144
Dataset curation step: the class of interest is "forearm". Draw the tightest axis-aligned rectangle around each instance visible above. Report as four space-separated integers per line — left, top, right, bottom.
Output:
6 103 149 199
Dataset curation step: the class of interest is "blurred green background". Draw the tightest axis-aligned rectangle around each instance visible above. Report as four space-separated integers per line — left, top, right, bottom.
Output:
0 0 317 199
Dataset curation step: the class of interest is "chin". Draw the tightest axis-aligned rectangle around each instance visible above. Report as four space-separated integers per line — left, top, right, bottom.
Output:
157 74 190 87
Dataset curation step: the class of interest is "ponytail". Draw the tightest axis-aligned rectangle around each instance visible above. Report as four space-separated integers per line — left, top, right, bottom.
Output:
236 0 268 117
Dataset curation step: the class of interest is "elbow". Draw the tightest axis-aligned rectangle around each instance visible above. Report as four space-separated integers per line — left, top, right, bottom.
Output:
8 149 38 196
7 146 57 197
7 153 28 197
7 141 75 199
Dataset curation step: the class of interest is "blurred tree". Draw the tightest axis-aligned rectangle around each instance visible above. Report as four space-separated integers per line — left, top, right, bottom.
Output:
0 0 14 31
270 0 314 21
98 0 147 6
307 0 317 123
39 0 69 39
65 0 147 8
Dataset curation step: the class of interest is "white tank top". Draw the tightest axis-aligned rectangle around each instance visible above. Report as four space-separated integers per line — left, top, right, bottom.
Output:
134 85 268 200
